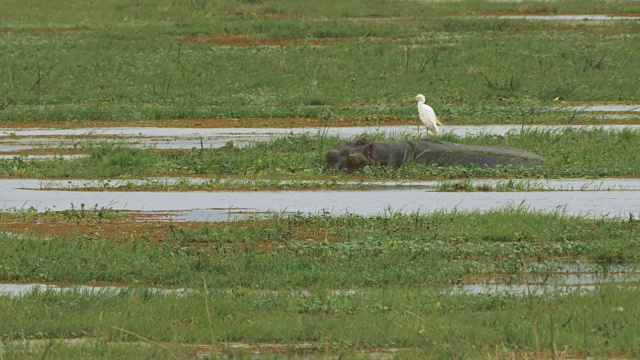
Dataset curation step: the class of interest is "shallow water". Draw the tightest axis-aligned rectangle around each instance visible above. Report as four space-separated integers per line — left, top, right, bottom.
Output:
565 105 640 113
1 124 639 151
2 261 638 297
454 268 640 295
496 14 640 21
0 283 594 297
0 144 33 152
2 179 640 221
0 154 86 160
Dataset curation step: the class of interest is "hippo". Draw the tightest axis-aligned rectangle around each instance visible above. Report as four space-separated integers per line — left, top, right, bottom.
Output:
323 139 542 173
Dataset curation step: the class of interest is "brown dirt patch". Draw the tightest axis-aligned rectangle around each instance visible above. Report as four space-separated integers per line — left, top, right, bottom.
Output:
2 215 337 250
2 219 182 244
0 117 410 129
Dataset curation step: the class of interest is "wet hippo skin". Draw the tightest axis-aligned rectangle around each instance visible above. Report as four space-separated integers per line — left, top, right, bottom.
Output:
323 139 543 173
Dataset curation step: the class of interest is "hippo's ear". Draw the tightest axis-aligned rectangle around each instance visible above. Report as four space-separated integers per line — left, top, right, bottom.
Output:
323 150 341 173
365 143 375 161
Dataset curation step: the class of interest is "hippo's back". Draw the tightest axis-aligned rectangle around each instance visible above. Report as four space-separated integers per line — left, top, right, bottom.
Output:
414 140 543 167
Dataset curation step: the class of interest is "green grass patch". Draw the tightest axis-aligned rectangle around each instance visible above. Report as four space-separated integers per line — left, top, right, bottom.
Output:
0 0 638 123
2 286 640 358
2 209 639 288
2 0 640 24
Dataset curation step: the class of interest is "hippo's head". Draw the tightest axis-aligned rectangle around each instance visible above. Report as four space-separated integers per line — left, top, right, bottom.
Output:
323 143 375 173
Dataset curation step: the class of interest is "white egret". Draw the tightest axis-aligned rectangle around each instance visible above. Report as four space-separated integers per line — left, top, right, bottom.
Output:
412 94 443 135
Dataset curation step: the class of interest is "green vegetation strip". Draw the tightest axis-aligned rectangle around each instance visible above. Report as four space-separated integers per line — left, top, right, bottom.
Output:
32 178 613 193
2 209 639 288
3 129 640 179
1 287 640 358
36 178 377 192
0 1 638 123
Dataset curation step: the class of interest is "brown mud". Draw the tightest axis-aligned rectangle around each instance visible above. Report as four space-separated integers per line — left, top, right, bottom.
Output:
1 215 333 246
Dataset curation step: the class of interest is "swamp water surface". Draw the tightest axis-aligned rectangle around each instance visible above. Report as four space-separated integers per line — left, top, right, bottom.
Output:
2 124 640 151
1 261 638 296
2 179 640 221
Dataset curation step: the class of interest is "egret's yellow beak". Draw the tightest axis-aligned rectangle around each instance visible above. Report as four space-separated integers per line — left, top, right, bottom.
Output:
411 96 419 101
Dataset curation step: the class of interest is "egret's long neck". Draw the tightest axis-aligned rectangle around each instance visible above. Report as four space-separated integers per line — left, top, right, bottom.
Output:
417 99 425 105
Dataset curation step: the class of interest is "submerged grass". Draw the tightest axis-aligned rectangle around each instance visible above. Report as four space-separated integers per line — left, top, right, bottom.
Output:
30 178 553 193
2 128 640 179
35 178 379 192
435 179 549 192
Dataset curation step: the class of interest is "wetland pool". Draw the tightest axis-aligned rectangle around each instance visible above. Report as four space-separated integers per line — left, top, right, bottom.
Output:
2 179 640 221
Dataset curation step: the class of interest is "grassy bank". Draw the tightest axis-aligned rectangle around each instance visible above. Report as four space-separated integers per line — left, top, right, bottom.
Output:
2 128 640 179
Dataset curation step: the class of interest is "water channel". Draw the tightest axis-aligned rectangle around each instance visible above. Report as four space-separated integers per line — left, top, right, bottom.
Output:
2 179 640 222
2 124 639 151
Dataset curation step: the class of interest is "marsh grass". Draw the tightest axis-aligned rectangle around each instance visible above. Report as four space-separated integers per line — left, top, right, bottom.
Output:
1 0 639 24
436 179 548 192
0 204 125 222
3 128 640 179
0 1 638 123
30 177 555 193
2 286 640 358
36 178 376 192
2 209 639 287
